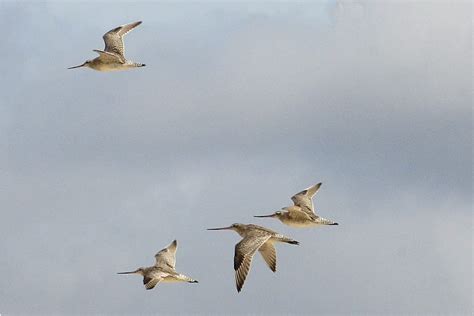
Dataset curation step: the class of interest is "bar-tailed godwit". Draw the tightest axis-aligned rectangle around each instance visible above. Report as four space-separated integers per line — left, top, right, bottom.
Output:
255 183 339 227
207 223 299 292
69 21 145 71
117 240 198 290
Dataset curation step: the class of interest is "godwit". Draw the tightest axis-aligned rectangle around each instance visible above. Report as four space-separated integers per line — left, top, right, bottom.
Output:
68 21 145 71
207 223 299 292
117 240 198 290
254 183 339 227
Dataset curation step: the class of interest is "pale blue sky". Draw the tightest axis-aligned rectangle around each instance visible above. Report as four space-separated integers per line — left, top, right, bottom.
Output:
1 1 471 314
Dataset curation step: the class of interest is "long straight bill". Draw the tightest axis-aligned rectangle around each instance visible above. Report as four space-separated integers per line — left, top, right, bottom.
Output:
207 226 232 231
254 214 276 218
117 270 138 274
68 62 86 69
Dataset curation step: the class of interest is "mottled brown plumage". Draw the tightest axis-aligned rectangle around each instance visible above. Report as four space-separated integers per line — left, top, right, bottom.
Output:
255 183 339 227
207 223 298 292
69 21 145 71
117 240 198 290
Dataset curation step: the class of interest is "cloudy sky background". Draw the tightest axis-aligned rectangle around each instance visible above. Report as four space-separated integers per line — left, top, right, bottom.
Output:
1 1 471 314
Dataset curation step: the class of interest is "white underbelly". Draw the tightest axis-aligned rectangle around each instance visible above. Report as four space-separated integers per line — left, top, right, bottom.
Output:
285 221 319 228
94 63 129 72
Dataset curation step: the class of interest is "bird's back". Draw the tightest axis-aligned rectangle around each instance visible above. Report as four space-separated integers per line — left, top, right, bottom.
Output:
244 224 278 237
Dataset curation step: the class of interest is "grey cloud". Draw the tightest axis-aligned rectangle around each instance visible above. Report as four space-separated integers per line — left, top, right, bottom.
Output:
1 1 471 314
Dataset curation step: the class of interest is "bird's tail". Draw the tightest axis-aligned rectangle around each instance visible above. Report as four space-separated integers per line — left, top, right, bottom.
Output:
174 273 199 283
275 235 300 245
316 217 339 226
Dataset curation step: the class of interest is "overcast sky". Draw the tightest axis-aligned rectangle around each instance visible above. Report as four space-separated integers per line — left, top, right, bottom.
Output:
1 1 471 315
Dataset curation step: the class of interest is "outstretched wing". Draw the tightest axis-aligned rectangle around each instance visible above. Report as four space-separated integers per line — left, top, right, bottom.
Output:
154 240 177 271
234 233 271 292
291 182 322 215
258 241 277 272
102 21 142 60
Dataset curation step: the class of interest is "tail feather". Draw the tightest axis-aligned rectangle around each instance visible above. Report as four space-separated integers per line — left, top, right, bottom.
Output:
316 217 338 225
176 274 198 283
275 234 300 245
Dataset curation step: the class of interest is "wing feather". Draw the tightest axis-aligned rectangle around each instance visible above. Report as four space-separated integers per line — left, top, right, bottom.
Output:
92 49 122 63
102 21 142 60
234 234 270 292
144 277 161 290
155 240 177 271
291 183 322 215
258 241 277 272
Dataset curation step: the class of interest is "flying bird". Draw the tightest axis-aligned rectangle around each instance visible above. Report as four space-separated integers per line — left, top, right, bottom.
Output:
69 21 145 71
207 223 299 292
254 183 339 227
117 240 198 290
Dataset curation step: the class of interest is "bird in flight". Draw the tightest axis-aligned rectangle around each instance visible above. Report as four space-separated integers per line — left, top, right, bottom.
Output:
69 21 145 71
207 223 299 292
117 240 198 290
254 183 339 227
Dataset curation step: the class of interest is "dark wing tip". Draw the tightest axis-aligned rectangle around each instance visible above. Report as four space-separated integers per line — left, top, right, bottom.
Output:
129 21 142 28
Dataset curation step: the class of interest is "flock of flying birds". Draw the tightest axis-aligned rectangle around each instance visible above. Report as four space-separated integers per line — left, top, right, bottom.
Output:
69 21 339 293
